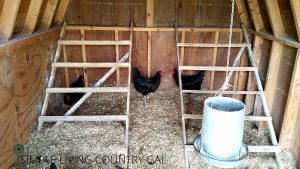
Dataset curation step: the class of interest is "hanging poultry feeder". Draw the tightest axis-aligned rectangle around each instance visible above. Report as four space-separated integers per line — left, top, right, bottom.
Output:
193 97 248 168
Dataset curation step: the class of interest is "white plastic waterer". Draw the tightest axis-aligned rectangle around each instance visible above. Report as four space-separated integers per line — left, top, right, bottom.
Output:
193 97 248 168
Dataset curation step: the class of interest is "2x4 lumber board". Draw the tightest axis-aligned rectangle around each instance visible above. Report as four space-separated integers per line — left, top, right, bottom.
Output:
184 145 280 153
53 0 70 25
46 87 129 93
41 0 60 29
0 0 22 40
182 90 263 95
236 0 251 27
39 115 128 122
248 146 281 153
58 40 131 46
115 30 120 86
62 45 70 87
177 43 250 48
38 24 67 131
248 29 300 49
264 42 283 113
279 0 300 149
265 0 285 37
210 32 219 90
23 0 44 33
146 0 154 27
180 31 185 65
52 62 130 68
66 26 242 32
53 53 129 126
242 24 279 146
147 31 152 77
247 0 265 31
245 36 264 115
264 0 285 117
235 32 247 100
81 29 88 87
182 114 272 121
179 66 257 71
280 50 300 148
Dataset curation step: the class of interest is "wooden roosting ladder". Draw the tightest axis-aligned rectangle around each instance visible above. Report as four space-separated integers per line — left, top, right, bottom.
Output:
38 22 133 162
175 23 282 169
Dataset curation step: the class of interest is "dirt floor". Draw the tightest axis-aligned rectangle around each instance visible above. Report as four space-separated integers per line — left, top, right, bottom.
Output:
12 86 298 169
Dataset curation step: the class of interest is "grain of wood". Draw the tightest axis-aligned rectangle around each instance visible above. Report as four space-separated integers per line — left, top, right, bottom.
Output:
41 0 60 29
53 0 70 25
0 0 22 40
23 0 44 33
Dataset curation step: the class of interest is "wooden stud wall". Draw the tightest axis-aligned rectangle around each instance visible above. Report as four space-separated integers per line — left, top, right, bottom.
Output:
61 27 244 92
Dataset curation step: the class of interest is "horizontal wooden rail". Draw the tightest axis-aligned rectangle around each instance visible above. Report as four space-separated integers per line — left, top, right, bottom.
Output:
182 90 264 94
39 115 128 122
66 26 242 32
182 114 272 121
248 29 300 49
184 145 281 153
53 62 130 68
177 43 250 48
58 40 131 46
46 87 129 93
179 66 257 71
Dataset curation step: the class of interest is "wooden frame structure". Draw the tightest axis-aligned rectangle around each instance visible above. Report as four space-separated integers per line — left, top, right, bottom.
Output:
175 24 282 169
37 22 133 165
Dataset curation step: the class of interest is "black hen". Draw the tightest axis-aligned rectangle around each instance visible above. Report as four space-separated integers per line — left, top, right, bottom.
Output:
172 68 205 90
133 67 165 96
64 75 85 105
50 163 57 169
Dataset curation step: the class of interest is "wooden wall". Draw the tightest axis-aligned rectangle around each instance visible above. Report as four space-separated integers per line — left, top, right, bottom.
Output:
65 0 241 27
61 28 245 92
0 28 61 169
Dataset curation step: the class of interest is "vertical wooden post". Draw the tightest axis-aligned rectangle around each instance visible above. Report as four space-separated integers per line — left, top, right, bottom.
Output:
0 0 22 40
245 0 266 115
234 32 244 99
23 0 44 33
180 31 185 66
279 0 300 149
147 0 154 27
210 31 219 90
236 31 249 101
147 31 152 77
81 29 88 86
41 0 60 29
63 45 70 87
264 0 285 113
115 30 120 85
53 0 70 25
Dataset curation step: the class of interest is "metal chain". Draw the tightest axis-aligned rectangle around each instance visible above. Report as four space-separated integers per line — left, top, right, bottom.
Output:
221 0 236 92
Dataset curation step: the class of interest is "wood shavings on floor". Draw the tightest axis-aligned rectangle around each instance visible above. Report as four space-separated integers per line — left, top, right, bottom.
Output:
12 86 297 169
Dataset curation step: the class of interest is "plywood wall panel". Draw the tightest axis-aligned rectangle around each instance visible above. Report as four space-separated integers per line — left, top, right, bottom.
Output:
0 28 60 169
183 32 215 90
214 32 242 90
85 30 116 85
151 32 176 88
118 31 130 85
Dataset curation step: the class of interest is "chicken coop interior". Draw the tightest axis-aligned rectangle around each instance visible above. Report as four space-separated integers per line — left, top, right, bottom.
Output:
1 0 300 169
